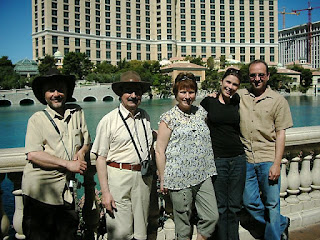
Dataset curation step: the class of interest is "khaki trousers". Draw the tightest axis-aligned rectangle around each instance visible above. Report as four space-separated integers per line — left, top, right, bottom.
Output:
106 166 152 240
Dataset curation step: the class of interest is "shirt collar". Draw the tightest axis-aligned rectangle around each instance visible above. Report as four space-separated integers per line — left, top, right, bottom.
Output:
119 103 141 119
245 86 273 100
45 104 77 120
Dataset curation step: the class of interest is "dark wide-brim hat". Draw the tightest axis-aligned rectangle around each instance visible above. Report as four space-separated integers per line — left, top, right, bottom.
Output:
32 68 76 105
112 71 150 96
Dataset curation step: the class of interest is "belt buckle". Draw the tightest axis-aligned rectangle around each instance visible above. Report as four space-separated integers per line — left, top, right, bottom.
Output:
119 163 123 170
130 164 134 170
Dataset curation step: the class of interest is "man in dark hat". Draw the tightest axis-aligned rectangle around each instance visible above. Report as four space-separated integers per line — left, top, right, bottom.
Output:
22 68 91 240
92 71 154 240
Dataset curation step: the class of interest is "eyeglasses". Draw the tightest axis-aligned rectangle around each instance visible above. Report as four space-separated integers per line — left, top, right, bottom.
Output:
249 73 267 79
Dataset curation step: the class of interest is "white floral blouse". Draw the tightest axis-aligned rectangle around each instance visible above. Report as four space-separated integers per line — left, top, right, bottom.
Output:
160 105 217 190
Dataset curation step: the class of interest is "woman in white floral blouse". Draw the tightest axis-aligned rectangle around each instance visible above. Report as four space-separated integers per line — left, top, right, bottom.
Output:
156 72 219 240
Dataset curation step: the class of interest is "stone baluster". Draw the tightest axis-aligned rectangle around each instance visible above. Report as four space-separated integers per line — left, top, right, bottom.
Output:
163 218 175 240
298 155 313 201
286 156 301 204
280 158 289 206
12 190 25 239
310 154 320 199
0 173 9 240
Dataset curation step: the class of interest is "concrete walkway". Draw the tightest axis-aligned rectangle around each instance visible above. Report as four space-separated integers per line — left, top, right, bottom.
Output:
290 223 320 240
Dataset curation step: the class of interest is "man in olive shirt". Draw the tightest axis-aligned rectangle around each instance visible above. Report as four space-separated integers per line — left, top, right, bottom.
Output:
239 60 293 240
22 69 90 240
92 71 153 240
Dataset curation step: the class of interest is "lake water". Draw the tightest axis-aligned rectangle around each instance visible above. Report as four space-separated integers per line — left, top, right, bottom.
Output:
0 95 320 236
1 95 320 149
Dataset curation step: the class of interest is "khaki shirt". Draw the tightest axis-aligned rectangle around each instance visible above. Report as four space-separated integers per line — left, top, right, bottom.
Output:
91 104 153 164
238 87 293 163
22 104 91 205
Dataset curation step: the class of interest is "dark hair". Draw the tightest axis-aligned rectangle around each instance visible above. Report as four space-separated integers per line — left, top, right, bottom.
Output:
248 59 269 75
173 72 198 97
222 68 242 83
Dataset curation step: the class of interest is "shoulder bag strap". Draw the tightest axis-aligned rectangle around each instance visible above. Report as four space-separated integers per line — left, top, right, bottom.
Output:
42 110 71 161
118 108 150 162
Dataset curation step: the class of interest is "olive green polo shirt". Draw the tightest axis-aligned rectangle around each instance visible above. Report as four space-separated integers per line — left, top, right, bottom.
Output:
238 87 293 163
22 104 91 205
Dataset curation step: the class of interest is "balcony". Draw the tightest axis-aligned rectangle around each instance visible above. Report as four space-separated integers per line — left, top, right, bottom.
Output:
0 126 320 239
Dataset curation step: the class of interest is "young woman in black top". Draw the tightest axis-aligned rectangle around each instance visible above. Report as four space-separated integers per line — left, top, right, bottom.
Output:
201 68 246 240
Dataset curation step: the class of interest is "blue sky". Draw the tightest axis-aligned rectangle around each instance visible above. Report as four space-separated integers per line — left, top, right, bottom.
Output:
0 0 320 64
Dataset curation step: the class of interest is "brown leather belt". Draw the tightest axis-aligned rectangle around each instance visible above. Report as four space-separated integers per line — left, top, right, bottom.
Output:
107 162 141 171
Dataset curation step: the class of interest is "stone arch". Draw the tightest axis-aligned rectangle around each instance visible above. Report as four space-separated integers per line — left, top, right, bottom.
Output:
83 96 97 102
102 96 114 101
0 100 11 107
20 99 34 105
69 97 77 102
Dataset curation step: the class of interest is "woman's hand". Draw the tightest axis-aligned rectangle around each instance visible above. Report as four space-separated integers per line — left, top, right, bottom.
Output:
159 179 168 195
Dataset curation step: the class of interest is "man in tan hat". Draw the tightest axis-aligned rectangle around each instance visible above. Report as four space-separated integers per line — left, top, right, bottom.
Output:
92 70 154 240
22 68 91 240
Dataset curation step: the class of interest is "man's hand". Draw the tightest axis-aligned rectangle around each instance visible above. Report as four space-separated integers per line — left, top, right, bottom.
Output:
208 92 218 98
66 158 87 174
269 163 280 181
102 191 117 215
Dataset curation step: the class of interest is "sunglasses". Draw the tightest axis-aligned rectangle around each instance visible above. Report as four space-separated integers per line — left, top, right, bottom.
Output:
176 75 196 83
249 73 267 79
226 68 240 74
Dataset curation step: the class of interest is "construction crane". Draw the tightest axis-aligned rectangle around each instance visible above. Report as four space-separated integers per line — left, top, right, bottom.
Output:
279 7 300 29
292 1 320 63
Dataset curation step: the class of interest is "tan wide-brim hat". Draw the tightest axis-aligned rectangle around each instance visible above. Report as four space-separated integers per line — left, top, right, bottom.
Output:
112 71 151 96
32 68 76 105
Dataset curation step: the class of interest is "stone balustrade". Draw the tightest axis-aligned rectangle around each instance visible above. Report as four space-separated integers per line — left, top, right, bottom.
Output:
0 126 320 239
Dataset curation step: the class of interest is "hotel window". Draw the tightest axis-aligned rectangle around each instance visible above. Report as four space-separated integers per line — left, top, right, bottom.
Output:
167 44 172 51
52 36 58 45
137 44 141 51
191 46 196 53
86 40 90 48
116 42 121 50
230 47 235 54
106 51 111 59
270 55 275 62
96 40 100 48
157 53 161 61
221 47 225 54
146 53 150 60
240 55 245 62
75 38 80 47
127 52 131 60
117 52 121 60
96 50 101 59
168 53 172 59
201 46 206 53
250 55 255 61
240 47 245 54
64 37 69 46
127 43 131 51
52 47 58 54
137 53 141 60
64 48 69 55
181 46 186 53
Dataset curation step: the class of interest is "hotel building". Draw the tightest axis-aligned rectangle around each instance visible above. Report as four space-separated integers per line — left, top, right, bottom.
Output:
278 21 320 69
32 0 278 65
